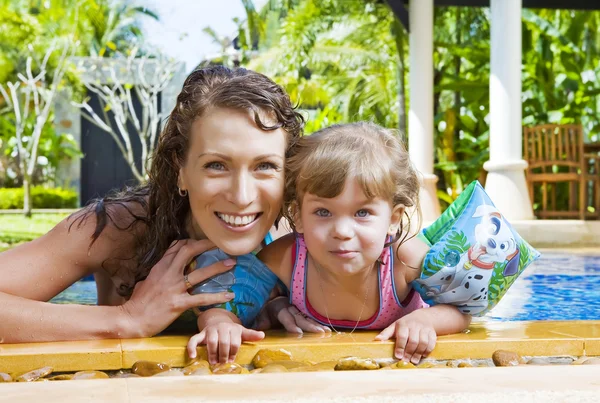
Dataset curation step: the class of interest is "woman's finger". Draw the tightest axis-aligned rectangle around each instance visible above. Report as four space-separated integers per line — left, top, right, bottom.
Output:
169 239 217 275
186 258 236 287
154 239 189 272
187 330 206 359
185 292 234 310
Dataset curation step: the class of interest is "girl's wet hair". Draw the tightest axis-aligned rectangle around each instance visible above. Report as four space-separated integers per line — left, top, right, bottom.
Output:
73 66 304 296
283 121 421 246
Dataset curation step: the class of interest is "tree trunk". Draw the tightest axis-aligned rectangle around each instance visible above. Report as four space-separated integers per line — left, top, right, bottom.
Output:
393 18 407 140
23 175 32 218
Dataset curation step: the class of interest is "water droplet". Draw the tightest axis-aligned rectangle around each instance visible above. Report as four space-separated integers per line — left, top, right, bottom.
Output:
444 250 461 267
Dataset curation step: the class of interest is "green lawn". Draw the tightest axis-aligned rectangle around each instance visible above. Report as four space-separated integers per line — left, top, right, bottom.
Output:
0 213 69 252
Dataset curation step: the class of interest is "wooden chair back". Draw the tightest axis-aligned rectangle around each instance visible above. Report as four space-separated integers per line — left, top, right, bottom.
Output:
523 124 584 174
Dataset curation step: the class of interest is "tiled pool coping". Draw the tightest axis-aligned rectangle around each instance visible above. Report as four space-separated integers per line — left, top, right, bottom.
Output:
1 320 599 373
2 321 600 402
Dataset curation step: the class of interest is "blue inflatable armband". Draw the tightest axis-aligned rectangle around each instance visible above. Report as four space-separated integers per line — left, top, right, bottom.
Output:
187 249 278 327
412 181 540 316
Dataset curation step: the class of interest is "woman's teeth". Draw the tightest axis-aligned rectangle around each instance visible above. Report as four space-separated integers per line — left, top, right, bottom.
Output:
217 213 258 227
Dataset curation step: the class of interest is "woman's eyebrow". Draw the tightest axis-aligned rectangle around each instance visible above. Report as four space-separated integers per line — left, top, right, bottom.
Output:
255 154 284 161
196 152 283 161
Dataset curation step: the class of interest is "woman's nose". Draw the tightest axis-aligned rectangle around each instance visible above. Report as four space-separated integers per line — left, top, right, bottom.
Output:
227 172 257 208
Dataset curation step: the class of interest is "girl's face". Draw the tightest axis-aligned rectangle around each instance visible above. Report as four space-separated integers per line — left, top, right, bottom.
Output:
178 107 287 255
297 178 404 276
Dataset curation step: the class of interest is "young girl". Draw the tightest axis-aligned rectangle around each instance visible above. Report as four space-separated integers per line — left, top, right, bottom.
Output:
188 122 471 365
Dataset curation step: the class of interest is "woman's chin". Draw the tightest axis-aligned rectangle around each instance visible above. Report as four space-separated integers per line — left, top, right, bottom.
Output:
215 237 264 256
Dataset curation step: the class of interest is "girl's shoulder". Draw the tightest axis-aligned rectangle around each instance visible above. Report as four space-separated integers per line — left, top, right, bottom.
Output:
392 235 430 284
257 233 296 282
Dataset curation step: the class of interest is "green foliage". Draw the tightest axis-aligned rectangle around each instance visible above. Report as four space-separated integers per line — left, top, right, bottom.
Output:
0 212 68 246
237 2 600 209
423 181 476 244
422 230 470 277
0 186 77 209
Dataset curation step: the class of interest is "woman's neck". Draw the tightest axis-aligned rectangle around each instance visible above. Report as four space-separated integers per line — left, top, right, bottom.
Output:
185 213 207 240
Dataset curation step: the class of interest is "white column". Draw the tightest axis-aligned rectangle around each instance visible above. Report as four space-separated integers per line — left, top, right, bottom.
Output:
409 0 440 222
484 0 534 220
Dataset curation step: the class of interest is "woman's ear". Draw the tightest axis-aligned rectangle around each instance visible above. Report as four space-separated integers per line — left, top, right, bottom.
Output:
388 205 405 236
178 167 187 190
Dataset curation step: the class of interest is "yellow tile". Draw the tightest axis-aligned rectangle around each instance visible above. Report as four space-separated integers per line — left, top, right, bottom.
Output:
121 336 189 368
0 339 122 375
585 339 600 356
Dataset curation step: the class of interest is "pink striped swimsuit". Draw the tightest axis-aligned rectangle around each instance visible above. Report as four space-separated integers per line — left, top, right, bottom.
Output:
289 235 428 330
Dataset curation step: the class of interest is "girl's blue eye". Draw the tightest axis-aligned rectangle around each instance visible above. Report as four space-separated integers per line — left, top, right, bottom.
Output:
204 161 225 170
315 208 331 217
356 209 370 218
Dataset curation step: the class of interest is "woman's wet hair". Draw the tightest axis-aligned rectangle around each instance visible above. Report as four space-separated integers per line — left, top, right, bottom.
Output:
72 66 304 296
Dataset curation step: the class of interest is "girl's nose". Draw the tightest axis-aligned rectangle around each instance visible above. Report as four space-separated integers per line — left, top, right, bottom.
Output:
332 217 354 240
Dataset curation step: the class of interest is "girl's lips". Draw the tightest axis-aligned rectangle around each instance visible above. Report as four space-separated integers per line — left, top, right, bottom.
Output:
330 250 359 259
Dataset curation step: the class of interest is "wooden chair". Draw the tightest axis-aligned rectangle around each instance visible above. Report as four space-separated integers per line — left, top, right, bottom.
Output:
585 151 600 219
523 124 586 219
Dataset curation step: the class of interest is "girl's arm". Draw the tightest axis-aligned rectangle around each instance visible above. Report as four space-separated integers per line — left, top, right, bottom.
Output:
382 235 470 363
257 232 295 285
0 206 234 343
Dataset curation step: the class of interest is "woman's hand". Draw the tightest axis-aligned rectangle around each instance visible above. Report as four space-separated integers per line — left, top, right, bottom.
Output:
187 322 265 364
374 313 437 364
254 296 331 334
120 239 236 338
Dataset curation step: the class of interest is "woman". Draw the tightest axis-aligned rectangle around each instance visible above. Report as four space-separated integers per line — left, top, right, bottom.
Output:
0 66 304 343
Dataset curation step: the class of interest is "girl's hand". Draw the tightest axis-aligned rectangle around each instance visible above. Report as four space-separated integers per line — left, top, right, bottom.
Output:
374 314 437 364
254 296 331 334
120 239 236 338
187 322 265 364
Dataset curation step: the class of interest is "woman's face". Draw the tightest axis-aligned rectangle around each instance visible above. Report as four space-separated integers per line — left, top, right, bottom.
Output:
179 107 287 255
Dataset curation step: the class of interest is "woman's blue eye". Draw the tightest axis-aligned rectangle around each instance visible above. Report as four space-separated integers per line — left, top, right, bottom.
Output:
257 162 278 171
204 161 225 170
315 209 330 217
356 209 370 218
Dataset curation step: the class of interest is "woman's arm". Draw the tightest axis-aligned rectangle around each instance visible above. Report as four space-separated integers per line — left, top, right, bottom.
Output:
0 207 234 343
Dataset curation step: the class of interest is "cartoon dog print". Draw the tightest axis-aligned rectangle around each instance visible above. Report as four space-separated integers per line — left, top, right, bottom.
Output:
416 205 520 315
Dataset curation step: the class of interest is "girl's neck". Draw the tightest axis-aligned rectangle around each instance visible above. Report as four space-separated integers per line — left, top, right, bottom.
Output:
309 255 377 295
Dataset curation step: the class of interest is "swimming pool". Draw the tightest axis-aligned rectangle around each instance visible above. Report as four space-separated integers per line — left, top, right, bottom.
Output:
51 252 600 321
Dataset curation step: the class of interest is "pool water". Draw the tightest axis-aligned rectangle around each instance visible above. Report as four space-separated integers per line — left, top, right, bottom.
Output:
486 252 600 321
51 252 600 321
